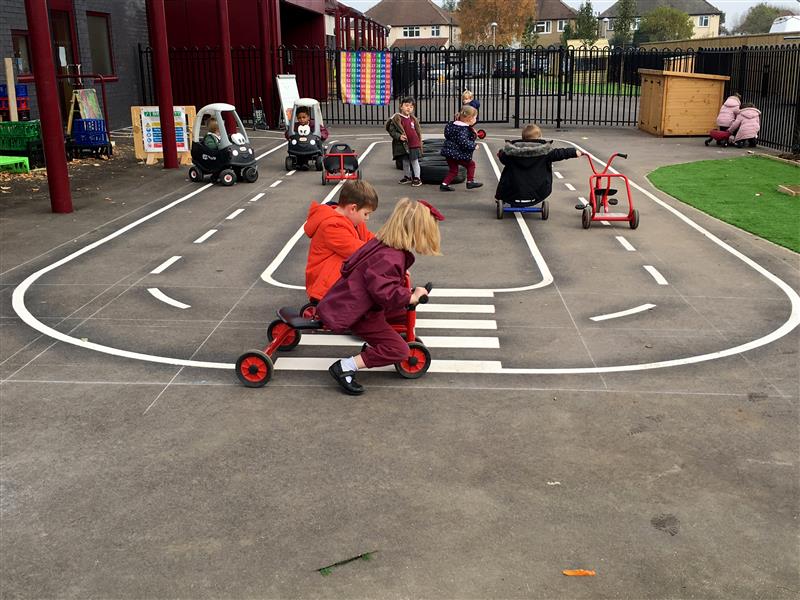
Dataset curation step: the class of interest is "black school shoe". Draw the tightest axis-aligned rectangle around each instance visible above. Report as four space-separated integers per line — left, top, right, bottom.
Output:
466 181 483 189
398 176 412 184
328 360 365 395
439 184 454 191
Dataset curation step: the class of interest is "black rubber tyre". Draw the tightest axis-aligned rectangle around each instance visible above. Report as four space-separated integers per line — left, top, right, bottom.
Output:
704 139 711 146
419 161 466 185
315 156 323 171
236 350 273 387
285 156 294 171
266 319 302 350
219 169 236 186
629 209 640 230
188 166 202 183
299 302 318 320
395 342 431 379
582 206 592 229
242 166 259 183
541 199 549 220
356 168 363 180
496 201 504 219
321 170 328 185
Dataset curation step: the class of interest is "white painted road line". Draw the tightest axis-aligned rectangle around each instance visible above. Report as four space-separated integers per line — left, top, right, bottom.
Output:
270 180 282 188
297 334 500 349
147 288 191 309
193 229 218 244
616 236 636 251
577 196 588 206
150 255 182 274
226 209 245 220
590 303 656 322
601 221 611 226
273 357 504 373
554 171 563 179
429 289 494 298
286 170 296 176
255 142 288 160
565 183 576 191
416 318 497 330
249 193 265 202
644 265 669 285
417 303 495 314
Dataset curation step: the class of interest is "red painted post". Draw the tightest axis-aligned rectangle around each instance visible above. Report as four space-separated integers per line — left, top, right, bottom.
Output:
24 0 72 213
147 0 178 169
258 0 273 125
217 0 235 106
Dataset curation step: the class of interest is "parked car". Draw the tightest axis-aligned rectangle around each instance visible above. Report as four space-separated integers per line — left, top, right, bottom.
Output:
428 61 449 80
493 57 549 77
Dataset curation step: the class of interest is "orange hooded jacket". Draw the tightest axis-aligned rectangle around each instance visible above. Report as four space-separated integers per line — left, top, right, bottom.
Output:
304 201 374 301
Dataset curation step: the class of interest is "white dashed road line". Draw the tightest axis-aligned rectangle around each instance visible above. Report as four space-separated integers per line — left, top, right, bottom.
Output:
147 288 191 309
249 193 265 202
590 303 656 322
565 182 576 191
286 170 296 176
150 255 182 274
226 208 245 220
554 171 563 179
615 236 636 251
193 229 218 244
270 180 282 188
644 265 669 285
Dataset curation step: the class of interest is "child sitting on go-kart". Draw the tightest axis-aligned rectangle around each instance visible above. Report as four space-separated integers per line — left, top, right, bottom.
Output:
203 118 221 149
304 180 378 303
493 123 582 208
284 107 329 141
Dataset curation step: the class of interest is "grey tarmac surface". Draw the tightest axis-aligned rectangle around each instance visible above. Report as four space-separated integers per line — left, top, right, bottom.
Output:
1 125 798 599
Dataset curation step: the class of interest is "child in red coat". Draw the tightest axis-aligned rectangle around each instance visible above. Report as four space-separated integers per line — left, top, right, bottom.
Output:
317 198 444 395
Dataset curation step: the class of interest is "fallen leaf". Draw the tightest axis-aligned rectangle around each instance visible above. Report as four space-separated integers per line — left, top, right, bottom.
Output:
0 186 10 190
31 188 39 192
563 569 596 576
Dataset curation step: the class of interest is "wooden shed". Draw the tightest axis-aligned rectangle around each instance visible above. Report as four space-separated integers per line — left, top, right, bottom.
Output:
638 69 730 136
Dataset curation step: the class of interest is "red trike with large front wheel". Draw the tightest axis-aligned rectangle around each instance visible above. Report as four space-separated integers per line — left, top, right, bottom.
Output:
580 152 639 230
235 279 432 388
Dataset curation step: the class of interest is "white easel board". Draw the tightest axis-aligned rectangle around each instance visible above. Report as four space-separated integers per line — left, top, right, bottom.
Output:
276 74 300 129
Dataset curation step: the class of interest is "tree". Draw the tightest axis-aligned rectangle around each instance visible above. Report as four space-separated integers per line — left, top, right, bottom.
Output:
610 0 636 48
735 3 797 34
522 17 540 47
635 6 694 43
457 0 537 46
574 1 599 47
560 22 574 47
441 0 459 12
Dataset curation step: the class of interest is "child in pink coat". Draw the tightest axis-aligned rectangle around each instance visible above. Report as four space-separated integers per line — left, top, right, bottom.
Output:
716 94 741 131
728 103 761 148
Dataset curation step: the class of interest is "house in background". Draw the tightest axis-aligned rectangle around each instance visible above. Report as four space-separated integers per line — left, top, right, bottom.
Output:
532 0 579 46
599 0 722 41
366 0 460 49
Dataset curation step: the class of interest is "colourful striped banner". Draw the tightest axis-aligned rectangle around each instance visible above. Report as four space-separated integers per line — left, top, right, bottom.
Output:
339 51 392 105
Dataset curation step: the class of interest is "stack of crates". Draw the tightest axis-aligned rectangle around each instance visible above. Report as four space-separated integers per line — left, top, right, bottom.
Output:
71 118 112 157
0 84 31 121
0 119 41 154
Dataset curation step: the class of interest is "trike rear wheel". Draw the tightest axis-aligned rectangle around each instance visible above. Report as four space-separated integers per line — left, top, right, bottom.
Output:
629 209 640 230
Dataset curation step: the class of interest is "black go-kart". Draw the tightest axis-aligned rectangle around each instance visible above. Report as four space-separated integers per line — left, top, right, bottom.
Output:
189 103 258 186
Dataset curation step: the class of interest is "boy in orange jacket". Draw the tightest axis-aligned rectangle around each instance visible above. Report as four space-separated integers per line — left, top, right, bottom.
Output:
304 180 379 302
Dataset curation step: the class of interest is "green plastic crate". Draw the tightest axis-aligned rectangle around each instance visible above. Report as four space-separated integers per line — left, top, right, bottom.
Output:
0 155 30 173
0 120 42 152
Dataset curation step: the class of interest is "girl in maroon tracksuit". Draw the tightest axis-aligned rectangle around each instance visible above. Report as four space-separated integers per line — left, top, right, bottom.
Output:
440 105 483 191
317 198 444 396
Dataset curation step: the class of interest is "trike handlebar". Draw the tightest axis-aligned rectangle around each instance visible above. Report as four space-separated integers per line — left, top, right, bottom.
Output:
408 282 433 310
584 151 628 174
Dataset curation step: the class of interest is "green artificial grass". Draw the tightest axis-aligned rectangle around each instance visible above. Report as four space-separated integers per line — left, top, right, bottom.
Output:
648 156 800 253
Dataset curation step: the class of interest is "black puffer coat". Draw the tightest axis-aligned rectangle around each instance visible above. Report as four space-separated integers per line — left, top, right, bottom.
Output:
494 139 578 202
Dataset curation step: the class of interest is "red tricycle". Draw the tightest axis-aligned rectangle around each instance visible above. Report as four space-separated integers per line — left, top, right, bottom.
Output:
704 129 732 147
321 142 361 185
235 279 433 387
580 152 639 230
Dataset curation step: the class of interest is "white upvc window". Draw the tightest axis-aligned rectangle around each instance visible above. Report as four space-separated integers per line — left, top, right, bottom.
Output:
403 26 420 37
535 20 552 34
557 19 569 32
605 18 614 31
431 25 440 36
698 15 709 27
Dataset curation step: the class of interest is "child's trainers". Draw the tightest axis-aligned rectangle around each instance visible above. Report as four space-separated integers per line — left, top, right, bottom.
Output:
411 178 422 187
439 184 454 192
466 181 483 189
398 176 412 184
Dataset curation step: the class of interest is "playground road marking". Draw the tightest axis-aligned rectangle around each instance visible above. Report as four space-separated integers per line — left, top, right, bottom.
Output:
554 171 563 179
644 265 669 285
577 196 588 206
416 318 497 330
601 221 611 226
615 236 636 251
590 303 656 322
150 255 181 274
417 303 495 314
226 209 245 220
147 288 191 310
565 183 576 191
273 356 504 374
193 229 218 244
429 289 494 298
270 180 282 188
286 170 296 176
297 334 500 349
249 193 265 202
255 142 288 160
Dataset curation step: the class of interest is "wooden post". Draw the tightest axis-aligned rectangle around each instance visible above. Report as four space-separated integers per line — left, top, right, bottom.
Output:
4 58 18 121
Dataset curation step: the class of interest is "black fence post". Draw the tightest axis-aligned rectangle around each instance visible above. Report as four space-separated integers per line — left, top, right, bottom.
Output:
556 45 564 129
514 48 521 129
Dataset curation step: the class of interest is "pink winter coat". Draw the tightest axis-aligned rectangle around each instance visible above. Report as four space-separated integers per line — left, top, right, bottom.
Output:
716 96 741 128
728 107 761 143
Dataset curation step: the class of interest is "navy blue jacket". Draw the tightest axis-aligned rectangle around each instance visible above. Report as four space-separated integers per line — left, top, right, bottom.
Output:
440 122 477 161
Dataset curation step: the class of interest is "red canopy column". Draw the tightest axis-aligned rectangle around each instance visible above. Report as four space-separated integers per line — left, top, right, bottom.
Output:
217 0 235 106
147 0 178 169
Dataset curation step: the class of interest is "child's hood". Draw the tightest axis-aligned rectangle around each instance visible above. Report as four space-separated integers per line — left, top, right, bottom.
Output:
502 139 553 157
340 238 413 278
723 96 741 108
739 107 761 119
304 201 349 237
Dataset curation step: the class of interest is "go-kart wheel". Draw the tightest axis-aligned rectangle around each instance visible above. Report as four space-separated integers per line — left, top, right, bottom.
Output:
219 169 236 186
321 170 328 185
541 199 549 220
582 206 592 229
356 168 363 180
395 341 431 379
267 319 302 350
496 201 504 219
285 156 294 171
704 139 711 146
236 350 273 387
629 209 640 230
299 302 318 319
242 166 259 183
189 166 203 183
315 156 323 171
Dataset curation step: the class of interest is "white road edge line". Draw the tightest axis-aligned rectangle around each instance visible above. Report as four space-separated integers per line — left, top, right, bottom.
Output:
270 180 282 188
644 265 669 285
147 288 191 309
590 303 656 322
226 208 245 220
193 229 218 244
616 236 636 251
249 193 265 202
150 255 181 274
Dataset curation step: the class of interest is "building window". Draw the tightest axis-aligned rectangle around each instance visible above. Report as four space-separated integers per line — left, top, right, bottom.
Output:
605 18 614 31
698 15 709 27
557 20 569 32
87 12 114 75
431 25 440 36
11 30 31 75
535 21 552 34
403 26 420 37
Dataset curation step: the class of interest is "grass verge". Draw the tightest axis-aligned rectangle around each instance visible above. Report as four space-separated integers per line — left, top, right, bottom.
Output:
647 155 800 253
